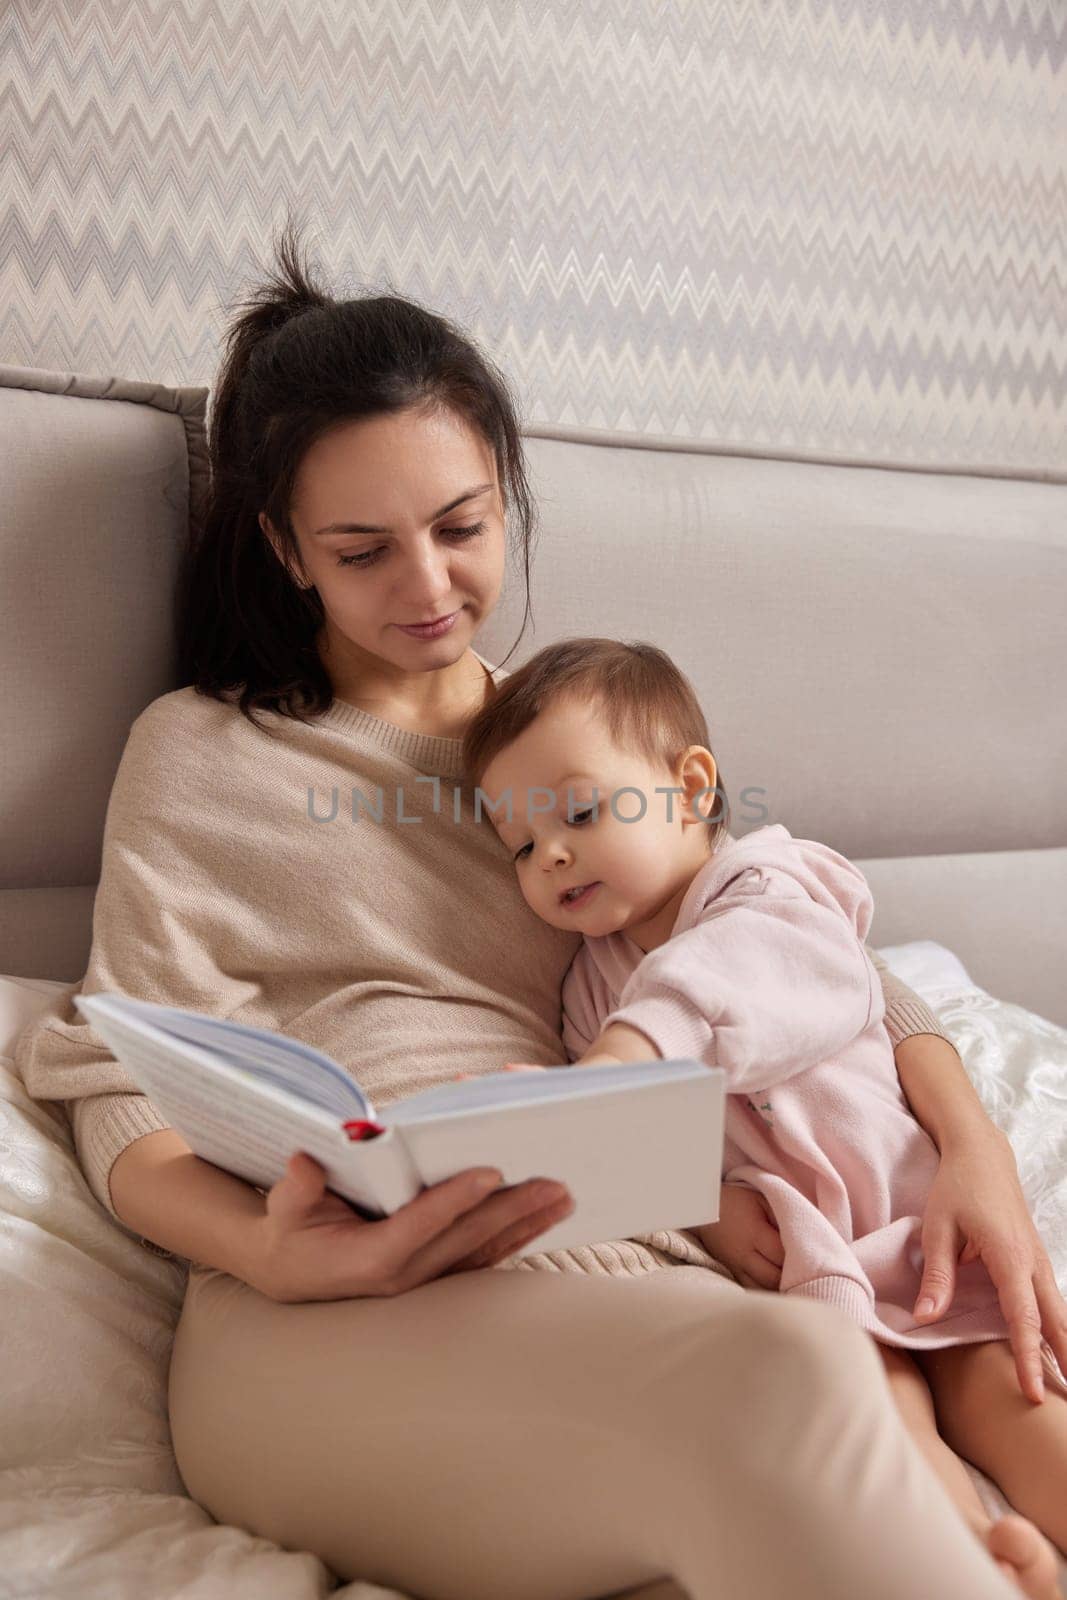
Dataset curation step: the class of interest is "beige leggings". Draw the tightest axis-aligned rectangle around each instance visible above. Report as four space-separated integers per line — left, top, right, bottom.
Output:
169 1260 1019 1600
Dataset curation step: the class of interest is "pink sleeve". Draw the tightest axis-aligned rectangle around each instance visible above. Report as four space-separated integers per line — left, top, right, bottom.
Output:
603 866 877 1092
560 949 614 1063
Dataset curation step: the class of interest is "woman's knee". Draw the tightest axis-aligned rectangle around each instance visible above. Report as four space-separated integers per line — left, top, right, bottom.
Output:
689 1293 889 1451
763 1294 884 1380
718 1290 880 1378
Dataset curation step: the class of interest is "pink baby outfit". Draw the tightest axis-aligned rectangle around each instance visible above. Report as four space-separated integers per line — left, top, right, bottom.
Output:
561 823 1011 1354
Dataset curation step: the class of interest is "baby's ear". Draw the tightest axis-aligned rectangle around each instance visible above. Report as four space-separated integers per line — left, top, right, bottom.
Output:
676 746 718 819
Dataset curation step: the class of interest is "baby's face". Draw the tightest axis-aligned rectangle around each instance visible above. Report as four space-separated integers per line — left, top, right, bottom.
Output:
479 699 711 941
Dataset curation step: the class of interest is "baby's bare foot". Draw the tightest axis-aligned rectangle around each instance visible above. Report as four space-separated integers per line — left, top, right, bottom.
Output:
986 1513 1061 1600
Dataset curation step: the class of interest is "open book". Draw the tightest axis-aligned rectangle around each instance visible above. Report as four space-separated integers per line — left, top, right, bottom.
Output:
75 992 725 1257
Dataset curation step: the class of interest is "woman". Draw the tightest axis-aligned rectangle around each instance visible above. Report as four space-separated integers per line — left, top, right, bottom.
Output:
17 221 1066 1600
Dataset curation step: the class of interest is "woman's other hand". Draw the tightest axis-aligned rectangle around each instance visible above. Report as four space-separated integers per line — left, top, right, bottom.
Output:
691 1182 784 1290
912 1127 1067 1404
249 1152 573 1304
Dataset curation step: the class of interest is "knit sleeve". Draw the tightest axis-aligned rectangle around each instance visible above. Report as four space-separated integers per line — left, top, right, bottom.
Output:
866 945 950 1049
13 697 255 1244
602 866 878 1093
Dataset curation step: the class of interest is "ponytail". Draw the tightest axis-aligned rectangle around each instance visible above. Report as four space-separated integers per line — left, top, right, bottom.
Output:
206 221 329 485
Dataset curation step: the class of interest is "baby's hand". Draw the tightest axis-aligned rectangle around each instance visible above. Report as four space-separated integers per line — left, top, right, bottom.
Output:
692 1183 784 1291
454 1063 549 1082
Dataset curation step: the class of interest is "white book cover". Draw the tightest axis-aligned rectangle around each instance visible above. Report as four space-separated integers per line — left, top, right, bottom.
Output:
75 991 725 1256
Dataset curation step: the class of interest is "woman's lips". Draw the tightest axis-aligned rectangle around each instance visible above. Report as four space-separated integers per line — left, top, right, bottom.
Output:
395 610 460 638
559 882 600 909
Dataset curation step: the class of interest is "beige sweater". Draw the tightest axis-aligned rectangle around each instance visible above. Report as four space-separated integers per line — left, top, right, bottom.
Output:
15 653 947 1279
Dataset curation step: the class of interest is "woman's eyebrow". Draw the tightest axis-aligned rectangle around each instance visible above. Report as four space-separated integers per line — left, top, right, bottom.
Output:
312 483 494 537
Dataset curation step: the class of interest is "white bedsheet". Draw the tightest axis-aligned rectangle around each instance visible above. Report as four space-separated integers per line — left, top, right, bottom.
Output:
2 951 1065 1598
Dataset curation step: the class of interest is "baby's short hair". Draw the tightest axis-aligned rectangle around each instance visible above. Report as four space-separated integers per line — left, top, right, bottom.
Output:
461 636 729 845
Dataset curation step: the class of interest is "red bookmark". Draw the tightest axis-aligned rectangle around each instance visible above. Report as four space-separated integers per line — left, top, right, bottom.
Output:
343 1119 386 1141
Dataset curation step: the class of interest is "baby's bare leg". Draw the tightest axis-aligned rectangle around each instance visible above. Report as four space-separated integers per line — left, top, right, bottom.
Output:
877 1343 1060 1600
919 1340 1067 1555
877 1344 989 1532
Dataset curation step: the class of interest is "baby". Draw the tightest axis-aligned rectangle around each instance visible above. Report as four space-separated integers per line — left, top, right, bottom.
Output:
461 635 1067 1600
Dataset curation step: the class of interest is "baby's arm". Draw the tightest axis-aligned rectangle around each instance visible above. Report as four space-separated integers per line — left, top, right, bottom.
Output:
575 1020 661 1067
602 866 877 1094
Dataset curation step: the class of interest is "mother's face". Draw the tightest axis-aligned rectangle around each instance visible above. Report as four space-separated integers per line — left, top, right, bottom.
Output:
260 404 507 677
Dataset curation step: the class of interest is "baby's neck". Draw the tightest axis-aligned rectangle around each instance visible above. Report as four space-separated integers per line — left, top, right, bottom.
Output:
624 841 720 954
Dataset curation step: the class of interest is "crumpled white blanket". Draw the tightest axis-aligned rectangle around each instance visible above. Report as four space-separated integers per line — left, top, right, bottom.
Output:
1 948 1065 1598
0 976 407 1600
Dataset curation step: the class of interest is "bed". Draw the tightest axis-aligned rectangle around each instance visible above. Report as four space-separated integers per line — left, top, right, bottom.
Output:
2 362 1065 1597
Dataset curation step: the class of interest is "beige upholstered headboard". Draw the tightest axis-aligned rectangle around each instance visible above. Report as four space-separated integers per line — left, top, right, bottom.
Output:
2 366 1064 1022
1 366 208 981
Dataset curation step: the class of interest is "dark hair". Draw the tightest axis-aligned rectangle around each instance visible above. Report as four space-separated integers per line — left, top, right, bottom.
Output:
176 214 536 729
461 636 730 847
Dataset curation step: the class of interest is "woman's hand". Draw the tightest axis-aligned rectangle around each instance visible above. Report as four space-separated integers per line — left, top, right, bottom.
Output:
248 1152 574 1304
691 1183 784 1290
913 1126 1067 1403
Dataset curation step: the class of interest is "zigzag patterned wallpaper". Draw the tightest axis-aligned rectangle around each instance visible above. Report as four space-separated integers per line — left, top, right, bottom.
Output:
2 1 1064 474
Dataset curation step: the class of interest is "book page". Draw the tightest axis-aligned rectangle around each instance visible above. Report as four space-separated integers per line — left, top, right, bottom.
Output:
86 995 370 1118
75 993 400 1214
